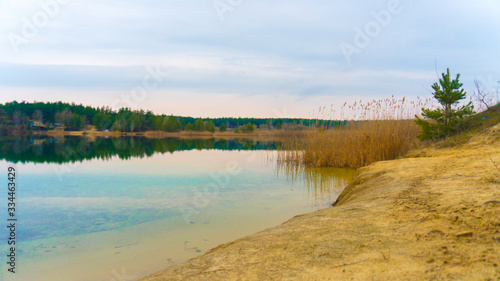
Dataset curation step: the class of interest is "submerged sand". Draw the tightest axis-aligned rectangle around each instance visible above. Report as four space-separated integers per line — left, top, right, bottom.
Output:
140 125 500 280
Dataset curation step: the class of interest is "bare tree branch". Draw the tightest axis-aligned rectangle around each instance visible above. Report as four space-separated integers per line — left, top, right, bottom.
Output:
472 79 494 112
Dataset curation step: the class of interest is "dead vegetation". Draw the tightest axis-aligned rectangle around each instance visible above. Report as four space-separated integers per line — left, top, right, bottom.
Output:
276 96 431 169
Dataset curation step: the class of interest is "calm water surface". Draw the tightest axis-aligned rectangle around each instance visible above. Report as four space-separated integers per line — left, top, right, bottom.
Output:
0 137 353 281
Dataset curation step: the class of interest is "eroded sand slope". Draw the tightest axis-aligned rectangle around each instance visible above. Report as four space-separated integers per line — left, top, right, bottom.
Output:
140 126 500 281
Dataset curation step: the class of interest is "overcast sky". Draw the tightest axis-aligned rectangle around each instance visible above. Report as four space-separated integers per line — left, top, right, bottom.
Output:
0 0 499 118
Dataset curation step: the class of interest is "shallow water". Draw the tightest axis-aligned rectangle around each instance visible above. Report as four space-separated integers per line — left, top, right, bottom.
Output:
0 137 353 281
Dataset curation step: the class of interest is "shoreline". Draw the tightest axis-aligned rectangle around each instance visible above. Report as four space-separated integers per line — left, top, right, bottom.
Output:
139 124 500 280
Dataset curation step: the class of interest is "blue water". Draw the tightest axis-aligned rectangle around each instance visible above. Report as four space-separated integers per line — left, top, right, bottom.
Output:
0 141 352 281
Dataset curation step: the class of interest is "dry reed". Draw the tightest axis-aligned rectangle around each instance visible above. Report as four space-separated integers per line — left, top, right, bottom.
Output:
276 96 431 169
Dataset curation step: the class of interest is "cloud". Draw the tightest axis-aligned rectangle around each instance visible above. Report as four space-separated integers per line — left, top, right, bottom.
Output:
0 0 499 117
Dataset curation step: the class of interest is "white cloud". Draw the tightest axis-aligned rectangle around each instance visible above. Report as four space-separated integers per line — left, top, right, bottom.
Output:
0 0 499 117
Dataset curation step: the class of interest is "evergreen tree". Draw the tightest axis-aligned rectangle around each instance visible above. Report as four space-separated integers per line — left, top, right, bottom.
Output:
162 115 179 132
415 69 474 140
144 111 155 130
242 122 254 132
32 110 43 122
205 120 216 132
112 115 127 132
179 118 186 129
193 118 205 131
245 122 254 132
128 113 142 132
151 116 163 131
219 123 227 132
93 112 111 130
185 122 193 131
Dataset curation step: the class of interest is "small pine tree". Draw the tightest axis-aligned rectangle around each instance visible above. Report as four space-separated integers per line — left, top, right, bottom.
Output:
193 118 205 131
185 122 193 131
276 121 282 130
219 123 227 132
205 120 216 132
162 115 179 132
415 68 474 140
245 122 254 132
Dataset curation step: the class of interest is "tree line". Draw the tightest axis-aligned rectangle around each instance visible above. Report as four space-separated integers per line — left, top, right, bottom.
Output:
0 101 347 134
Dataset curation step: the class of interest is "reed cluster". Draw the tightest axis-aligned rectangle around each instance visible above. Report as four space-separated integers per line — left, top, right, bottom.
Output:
276 96 431 169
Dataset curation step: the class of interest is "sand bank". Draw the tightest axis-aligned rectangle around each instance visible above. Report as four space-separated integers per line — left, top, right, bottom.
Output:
140 124 500 280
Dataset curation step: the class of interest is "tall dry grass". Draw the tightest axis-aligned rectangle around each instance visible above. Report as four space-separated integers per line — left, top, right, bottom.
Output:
276 96 431 169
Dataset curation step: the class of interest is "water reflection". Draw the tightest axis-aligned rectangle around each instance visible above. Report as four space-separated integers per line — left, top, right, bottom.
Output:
0 136 277 164
1 136 355 205
275 157 355 205
0 137 357 281
301 167 355 203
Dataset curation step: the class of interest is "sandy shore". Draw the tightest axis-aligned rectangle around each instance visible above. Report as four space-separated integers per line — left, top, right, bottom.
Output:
139 124 500 280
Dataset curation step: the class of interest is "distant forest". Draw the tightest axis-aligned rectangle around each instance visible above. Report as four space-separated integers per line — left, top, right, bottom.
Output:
0 101 346 133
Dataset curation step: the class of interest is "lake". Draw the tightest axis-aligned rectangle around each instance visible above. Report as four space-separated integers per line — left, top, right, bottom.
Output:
0 137 354 281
